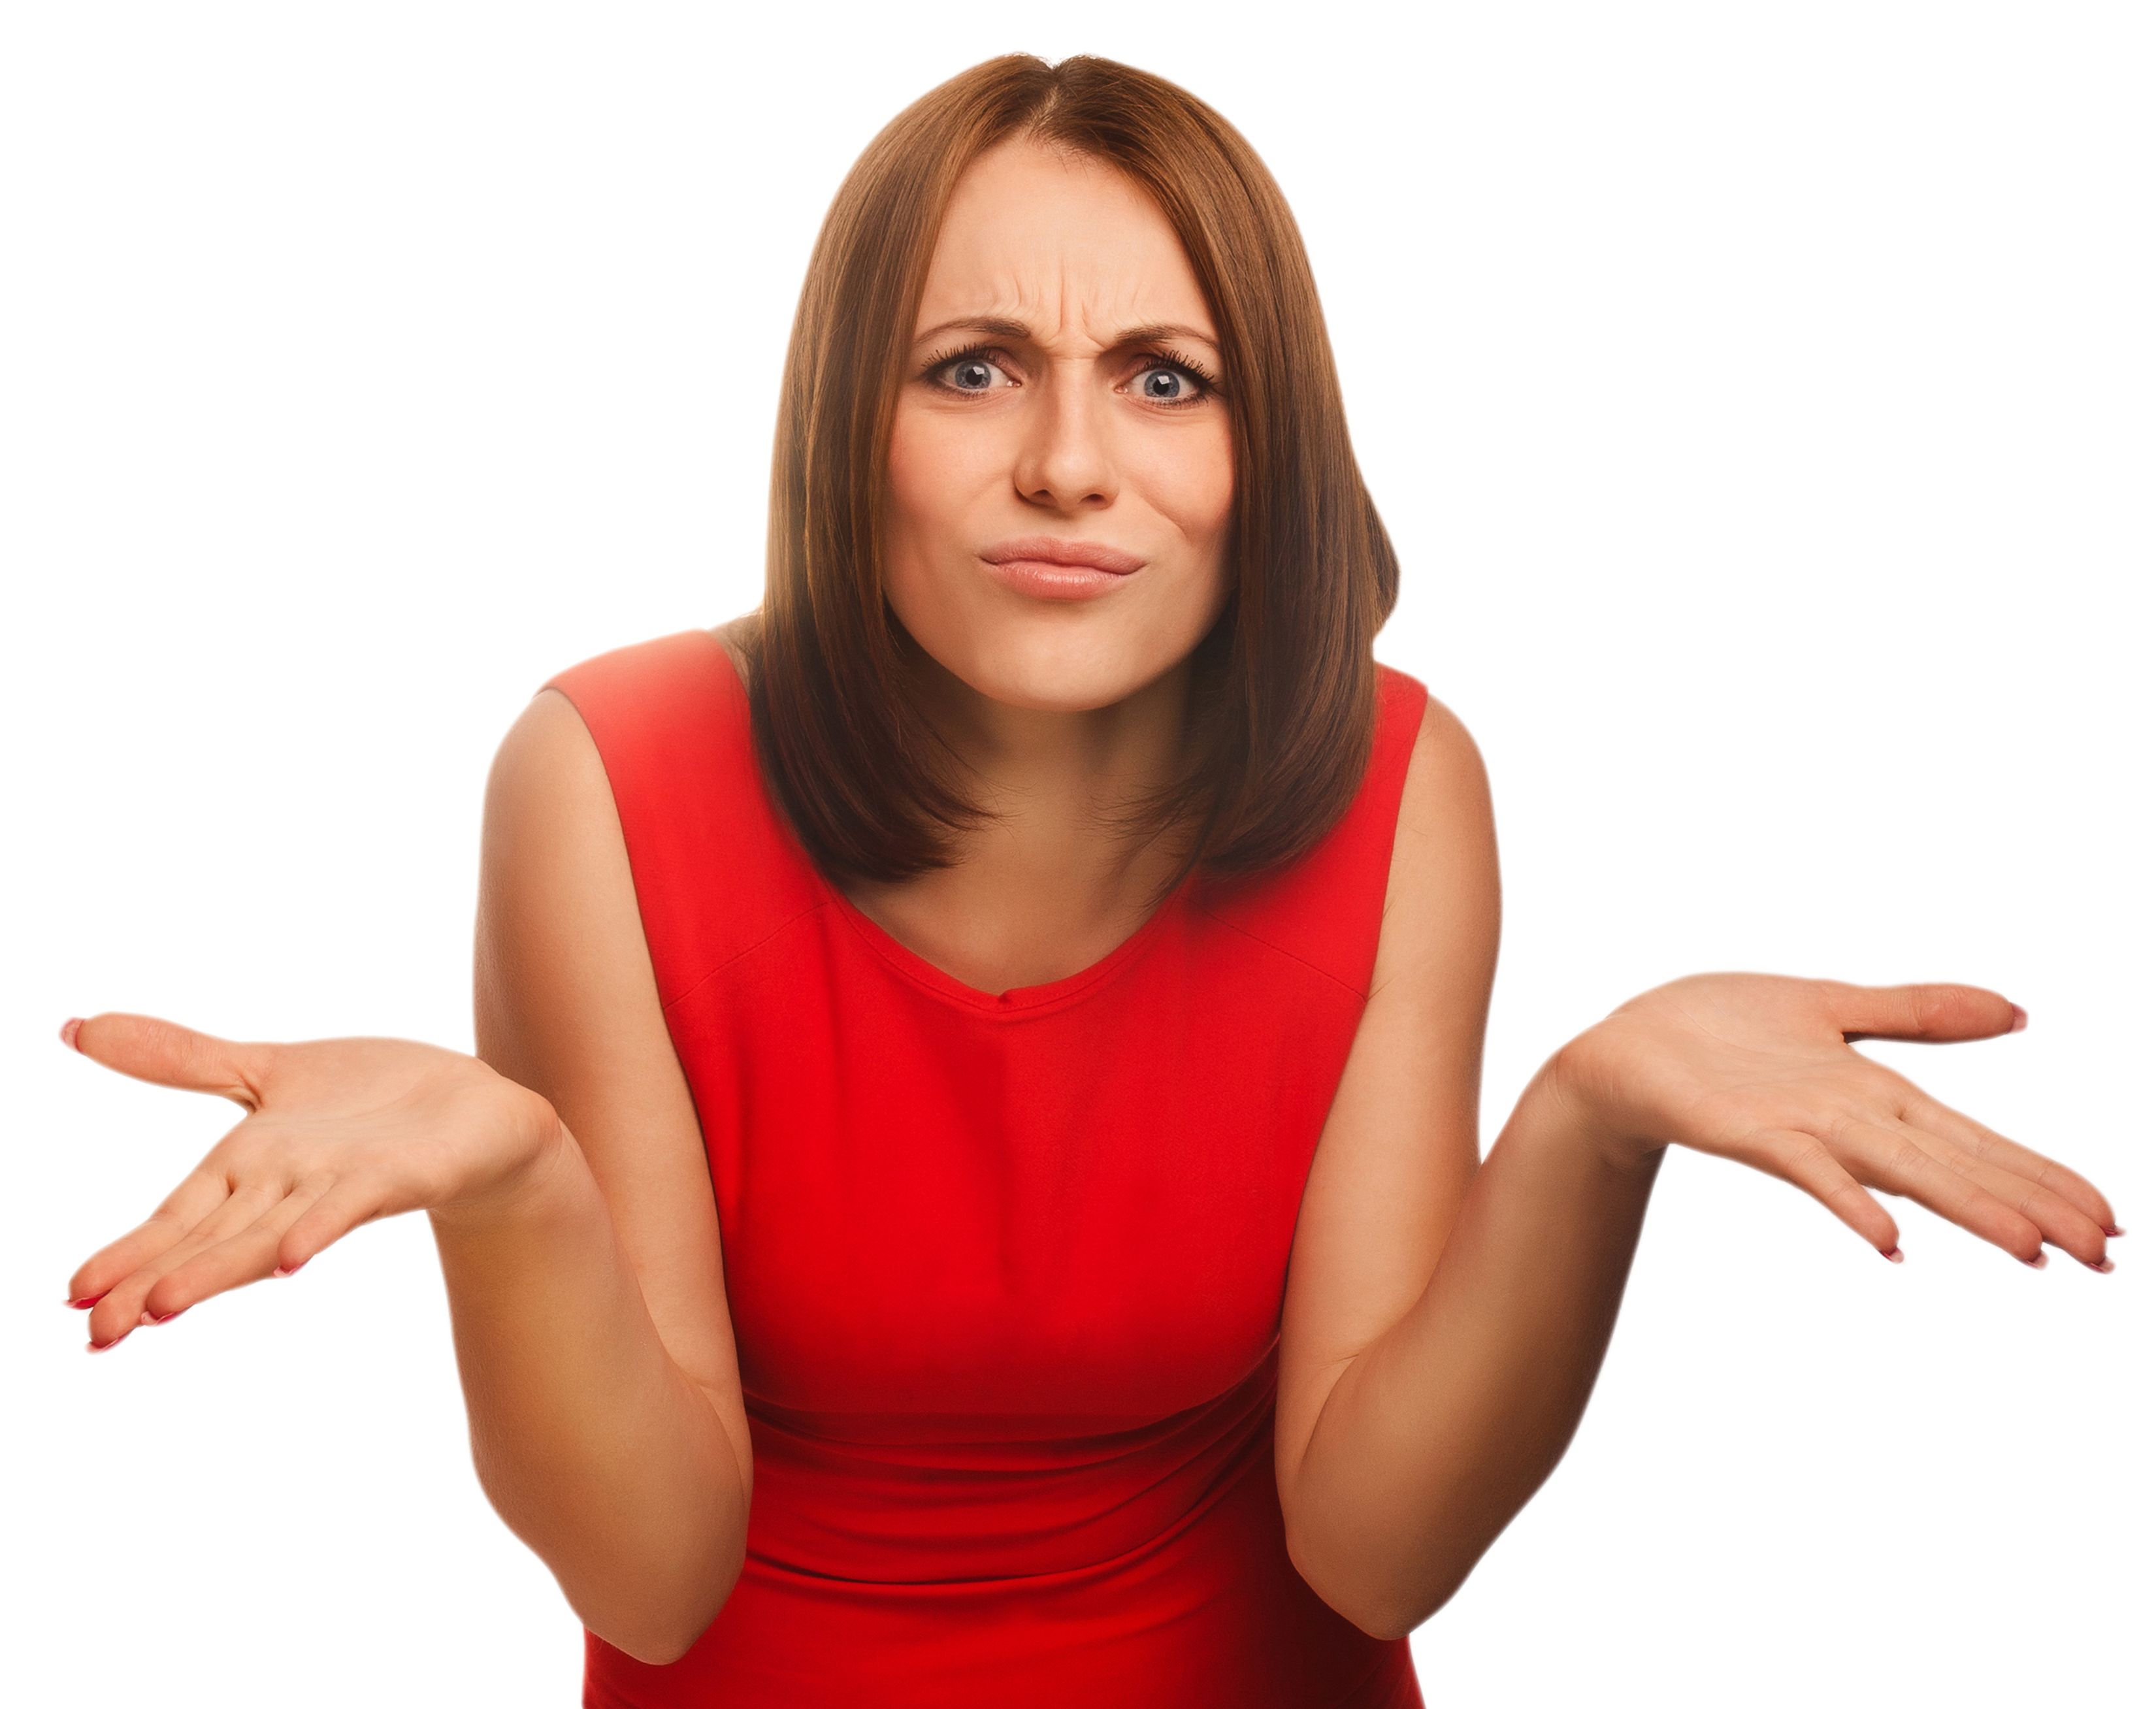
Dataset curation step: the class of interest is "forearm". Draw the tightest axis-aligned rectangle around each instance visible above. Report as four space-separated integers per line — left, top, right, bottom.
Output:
1284 1062 1659 1638
429 1124 751 1663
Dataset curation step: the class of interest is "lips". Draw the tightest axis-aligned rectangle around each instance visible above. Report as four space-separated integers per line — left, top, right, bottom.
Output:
979 536 1145 575
977 536 1145 602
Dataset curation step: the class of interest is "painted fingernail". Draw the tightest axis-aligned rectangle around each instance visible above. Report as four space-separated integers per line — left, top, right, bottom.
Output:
2083 1258 2115 1274
148 1309 184 1324
59 1017 84 1052
66 1293 106 1310
2107 1226 2127 1238
272 1260 306 1278
2023 1250 2048 1269
1881 1246 1904 1263
86 1337 119 1354
2008 1005 2028 1032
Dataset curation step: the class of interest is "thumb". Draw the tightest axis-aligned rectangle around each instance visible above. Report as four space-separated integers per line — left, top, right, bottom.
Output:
61 1013 269 1106
1827 982 2025 1044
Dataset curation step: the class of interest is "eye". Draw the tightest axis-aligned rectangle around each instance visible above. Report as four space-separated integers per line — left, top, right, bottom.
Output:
929 352 1019 393
1132 362 1205 404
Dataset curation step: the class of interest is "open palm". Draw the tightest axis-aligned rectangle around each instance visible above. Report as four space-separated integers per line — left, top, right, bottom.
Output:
1560 975 2118 1268
64 1013 562 1350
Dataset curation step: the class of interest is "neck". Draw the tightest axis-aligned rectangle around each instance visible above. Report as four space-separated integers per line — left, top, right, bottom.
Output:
840 648 1198 994
921 650 1193 841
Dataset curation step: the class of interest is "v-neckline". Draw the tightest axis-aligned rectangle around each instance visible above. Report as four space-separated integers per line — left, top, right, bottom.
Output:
815 866 1190 1014
689 628 1189 1015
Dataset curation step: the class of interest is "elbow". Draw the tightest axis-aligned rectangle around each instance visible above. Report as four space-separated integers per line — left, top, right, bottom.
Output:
1284 1524 1463 1644
610 1626 709 1669
579 1538 747 1666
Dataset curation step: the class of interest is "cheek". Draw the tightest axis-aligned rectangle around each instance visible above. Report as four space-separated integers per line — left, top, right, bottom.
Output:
883 410 947 544
1146 421 1233 545
885 404 1004 541
1143 423 1235 602
881 407 995 665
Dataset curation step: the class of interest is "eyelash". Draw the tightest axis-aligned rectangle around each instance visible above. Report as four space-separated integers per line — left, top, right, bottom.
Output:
918 342 1223 406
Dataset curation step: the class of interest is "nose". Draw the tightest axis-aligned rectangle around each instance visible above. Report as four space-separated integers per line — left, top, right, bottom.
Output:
1012 362 1117 513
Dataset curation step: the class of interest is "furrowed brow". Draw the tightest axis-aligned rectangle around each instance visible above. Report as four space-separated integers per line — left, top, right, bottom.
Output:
913 316 1034 346
1111 323 1220 353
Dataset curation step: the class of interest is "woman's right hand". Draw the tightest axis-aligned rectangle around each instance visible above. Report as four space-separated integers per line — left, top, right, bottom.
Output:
63 1012 565 1352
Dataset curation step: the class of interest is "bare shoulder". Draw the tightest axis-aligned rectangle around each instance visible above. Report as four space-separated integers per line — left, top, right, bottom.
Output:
1375 694 1499 986
1401 692 1489 804
485 687 612 837
476 685 670 1151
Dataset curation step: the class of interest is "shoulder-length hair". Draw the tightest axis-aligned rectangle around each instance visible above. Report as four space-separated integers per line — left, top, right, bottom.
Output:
745 54 1399 883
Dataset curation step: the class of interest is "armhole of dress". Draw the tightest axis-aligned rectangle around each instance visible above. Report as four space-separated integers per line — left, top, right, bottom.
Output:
1371 666 1431 817
544 630 825 1009
1186 663 1432 998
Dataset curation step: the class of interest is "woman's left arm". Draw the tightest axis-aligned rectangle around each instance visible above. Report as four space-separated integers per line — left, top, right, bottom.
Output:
1274 701 2119 1641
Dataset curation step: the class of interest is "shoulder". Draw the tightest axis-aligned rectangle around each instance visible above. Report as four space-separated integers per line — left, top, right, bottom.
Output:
484 627 739 926
1372 689 1499 994
481 688 637 989
476 682 659 1115
487 623 747 832
500 623 823 1005
1395 692 1492 854
543 627 746 758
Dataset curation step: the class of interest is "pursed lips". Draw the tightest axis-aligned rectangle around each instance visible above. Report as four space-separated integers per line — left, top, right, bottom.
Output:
977 536 1147 602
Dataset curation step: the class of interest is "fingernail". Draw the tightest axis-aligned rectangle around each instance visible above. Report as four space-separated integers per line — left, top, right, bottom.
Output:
86 1337 119 1354
59 1017 84 1052
66 1293 106 1310
272 1261 306 1278
1881 1246 1904 1263
2024 1250 2048 1269
2083 1258 2115 1274
148 1309 184 1324
2107 1226 2127 1238
2008 1005 2028 1033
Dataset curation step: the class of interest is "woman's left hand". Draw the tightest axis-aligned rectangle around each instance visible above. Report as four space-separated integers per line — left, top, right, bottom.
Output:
1551 975 2119 1269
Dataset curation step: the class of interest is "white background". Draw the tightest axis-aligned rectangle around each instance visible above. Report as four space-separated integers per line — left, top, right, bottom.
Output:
3 3 2148 1704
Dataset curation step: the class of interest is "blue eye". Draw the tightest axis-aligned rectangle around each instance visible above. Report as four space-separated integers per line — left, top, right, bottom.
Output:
1137 365 1196 401
934 353 1017 392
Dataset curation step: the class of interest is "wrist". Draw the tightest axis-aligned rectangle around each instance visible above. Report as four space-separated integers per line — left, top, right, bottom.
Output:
429 1094 583 1236
1539 1027 1666 1175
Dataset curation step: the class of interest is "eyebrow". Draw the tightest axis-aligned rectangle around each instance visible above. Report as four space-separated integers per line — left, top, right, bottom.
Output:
912 316 1220 353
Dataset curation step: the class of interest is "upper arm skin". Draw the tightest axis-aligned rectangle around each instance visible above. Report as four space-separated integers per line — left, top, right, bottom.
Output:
476 688 752 1483
1276 698 1501 1513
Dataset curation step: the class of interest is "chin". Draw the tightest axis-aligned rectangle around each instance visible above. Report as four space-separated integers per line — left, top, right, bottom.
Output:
938 624 1189 715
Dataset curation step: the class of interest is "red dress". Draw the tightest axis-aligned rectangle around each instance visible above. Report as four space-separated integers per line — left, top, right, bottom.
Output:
548 632 1429 1709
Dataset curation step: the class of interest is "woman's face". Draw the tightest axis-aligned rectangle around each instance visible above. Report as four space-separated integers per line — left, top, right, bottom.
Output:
882 140 1235 714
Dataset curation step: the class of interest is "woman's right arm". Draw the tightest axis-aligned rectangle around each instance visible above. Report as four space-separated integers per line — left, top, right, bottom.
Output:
447 686 753 1661
63 689 753 1664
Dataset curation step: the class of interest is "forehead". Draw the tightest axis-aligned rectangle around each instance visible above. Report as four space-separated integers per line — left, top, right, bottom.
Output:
917 141 1214 338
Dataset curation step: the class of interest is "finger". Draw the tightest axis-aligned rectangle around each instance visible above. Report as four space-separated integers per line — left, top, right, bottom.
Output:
66 1166 238 1305
64 1013 271 1107
1901 1093 2121 1238
1759 1128 1903 1257
276 1175 396 1274
1827 983 2021 1045
82 1175 296 1347
144 1175 340 1318
1894 1116 2112 1269
1841 1120 2047 1265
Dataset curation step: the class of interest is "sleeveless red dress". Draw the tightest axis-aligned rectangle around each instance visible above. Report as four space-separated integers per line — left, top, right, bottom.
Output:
548 632 1429 1709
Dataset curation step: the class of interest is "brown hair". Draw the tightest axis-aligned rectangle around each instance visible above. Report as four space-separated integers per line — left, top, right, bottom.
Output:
746 54 1399 882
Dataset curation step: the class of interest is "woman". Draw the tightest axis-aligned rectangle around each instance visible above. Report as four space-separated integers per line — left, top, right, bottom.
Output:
61 55 2117 1709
